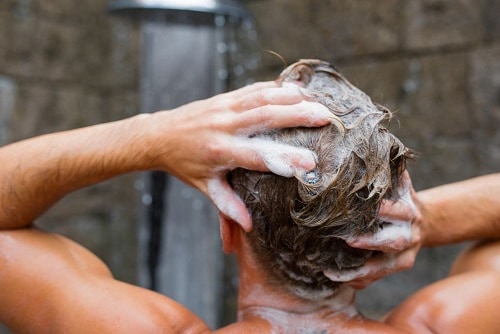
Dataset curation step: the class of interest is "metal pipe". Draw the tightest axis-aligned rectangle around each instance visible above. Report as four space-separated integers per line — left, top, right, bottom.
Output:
108 0 250 18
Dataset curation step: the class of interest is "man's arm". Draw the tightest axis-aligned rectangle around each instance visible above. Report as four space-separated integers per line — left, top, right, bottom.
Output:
329 172 500 288
0 116 151 229
418 173 500 246
0 81 333 230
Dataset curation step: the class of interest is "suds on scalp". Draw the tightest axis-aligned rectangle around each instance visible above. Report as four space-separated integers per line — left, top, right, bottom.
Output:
229 59 413 301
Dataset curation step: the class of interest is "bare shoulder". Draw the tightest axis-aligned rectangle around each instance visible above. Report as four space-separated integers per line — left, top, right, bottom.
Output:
0 228 210 333
216 317 272 334
384 270 500 334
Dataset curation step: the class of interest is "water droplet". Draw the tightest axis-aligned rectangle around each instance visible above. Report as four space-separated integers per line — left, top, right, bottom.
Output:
135 179 145 191
192 199 204 211
218 69 228 80
233 65 244 77
217 42 228 53
142 194 152 205
181 188 193 199
214 15 225 27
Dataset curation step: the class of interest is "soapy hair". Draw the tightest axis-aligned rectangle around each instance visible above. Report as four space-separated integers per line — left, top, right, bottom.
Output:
228 59 412 301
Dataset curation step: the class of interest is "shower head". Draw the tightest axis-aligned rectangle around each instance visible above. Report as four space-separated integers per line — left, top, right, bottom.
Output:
108 0 250 18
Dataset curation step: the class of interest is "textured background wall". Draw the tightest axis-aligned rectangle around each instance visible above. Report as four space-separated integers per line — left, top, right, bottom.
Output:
0 0 141 288
247 0 500 318
0 0 499 331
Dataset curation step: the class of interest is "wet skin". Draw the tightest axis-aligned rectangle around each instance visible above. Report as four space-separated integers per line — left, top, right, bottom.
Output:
1 156 499 333
0 75 499 332
2 223 500 333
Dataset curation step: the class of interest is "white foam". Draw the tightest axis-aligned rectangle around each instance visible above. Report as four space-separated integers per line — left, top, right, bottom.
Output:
233 136 317 179
207 177 248 227
397 175 416 212
242 290 359 334
363 176 415 247
323 267 369 282
367 220 411 247
205 136 319 228
294 100 337 126
345 175 416 250
275 81 303 97
323 254 397 282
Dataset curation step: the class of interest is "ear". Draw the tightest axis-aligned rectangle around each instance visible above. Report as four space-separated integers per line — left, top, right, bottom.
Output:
219 213 243 254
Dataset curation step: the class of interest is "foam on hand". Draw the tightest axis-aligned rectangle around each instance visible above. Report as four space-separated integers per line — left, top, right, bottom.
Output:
293 100 340 127
207 177 251 230
233 136 317 179
323 254 397 282
368 174 416 247
344 172 417 251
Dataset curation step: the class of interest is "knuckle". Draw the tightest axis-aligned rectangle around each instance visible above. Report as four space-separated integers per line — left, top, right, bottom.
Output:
413 231 422 245
400 253 416 270
392 237 412 251
206 140 225 160
249 150 266 170
251 106 270 123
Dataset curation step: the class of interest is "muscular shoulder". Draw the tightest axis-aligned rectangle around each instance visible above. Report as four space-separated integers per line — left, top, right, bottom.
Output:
0 228 211 333
384 271 500 334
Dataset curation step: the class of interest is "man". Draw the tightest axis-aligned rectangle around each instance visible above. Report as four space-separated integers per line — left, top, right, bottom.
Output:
222 60 500 333
0 60 499 333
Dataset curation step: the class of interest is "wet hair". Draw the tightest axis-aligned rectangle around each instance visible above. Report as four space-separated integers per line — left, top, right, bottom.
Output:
228 59 413 301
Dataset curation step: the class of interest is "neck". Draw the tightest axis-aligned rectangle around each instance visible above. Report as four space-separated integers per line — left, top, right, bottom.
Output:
237 263 360 330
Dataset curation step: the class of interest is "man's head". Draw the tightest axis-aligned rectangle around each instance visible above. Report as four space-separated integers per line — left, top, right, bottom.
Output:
227 59 412 301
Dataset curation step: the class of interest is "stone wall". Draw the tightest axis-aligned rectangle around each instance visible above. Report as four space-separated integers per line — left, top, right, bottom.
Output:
0 0 140 281
247 0 500 318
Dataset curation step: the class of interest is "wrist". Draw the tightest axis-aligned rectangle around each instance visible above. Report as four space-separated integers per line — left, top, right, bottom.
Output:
129 111 182 173
416 190 439 247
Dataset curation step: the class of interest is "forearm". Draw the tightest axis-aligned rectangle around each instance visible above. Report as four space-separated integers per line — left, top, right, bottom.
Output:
0 81 333 231
419 173 500 247
0 114 160 229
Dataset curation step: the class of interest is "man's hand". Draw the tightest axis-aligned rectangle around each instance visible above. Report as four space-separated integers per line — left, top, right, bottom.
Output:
0 81 332 230
325 171 423 289
149 81 334 231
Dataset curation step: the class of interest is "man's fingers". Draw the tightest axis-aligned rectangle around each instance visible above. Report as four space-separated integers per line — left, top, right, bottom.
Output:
228 81 279 98
323 251 410 283
323 247 417 289
206 177 252 232
231 137 317 177
234 101 335 136
235 82 307 110
378 199 415 222
379 171 416 220
345 220 413 252
324 254 397 282
347 169 419 252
